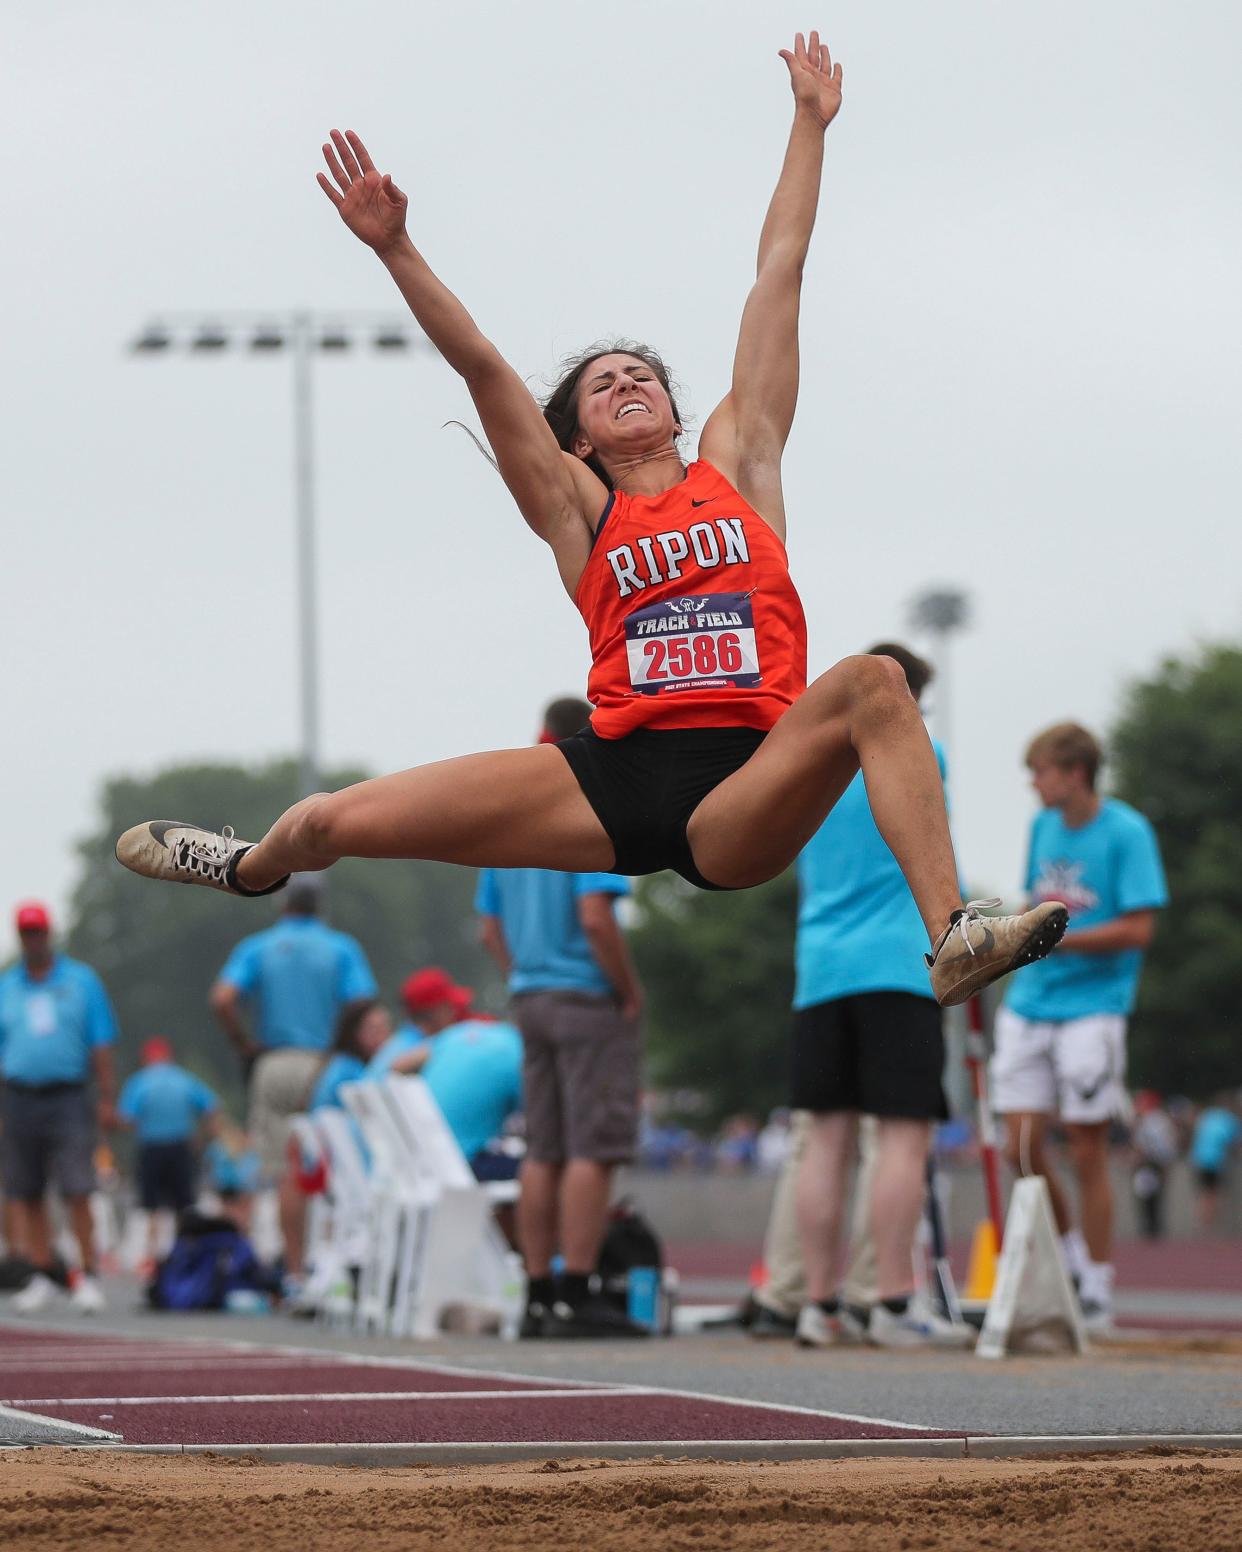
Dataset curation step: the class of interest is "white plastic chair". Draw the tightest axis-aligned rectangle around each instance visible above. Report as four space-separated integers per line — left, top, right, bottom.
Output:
380 1076 523 1338
338 1080 436 1335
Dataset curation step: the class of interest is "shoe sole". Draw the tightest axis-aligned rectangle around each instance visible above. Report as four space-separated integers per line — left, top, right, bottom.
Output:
937 906 1069 1007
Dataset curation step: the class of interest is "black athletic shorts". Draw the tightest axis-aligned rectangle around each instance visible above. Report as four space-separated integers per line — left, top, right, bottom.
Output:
137 1141 198 1212
556 725 767 889
791 992 949 1119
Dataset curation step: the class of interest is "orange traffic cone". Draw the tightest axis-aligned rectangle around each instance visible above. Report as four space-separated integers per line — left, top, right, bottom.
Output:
964 1219 999 1301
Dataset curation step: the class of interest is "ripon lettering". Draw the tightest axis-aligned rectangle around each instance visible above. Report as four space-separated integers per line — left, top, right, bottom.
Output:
606 517 750 599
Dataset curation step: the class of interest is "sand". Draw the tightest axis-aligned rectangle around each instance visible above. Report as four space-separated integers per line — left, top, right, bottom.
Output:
1 1448 1238 1550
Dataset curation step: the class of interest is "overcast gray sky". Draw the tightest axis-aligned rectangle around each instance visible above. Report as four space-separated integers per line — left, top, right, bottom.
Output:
4 1 1240 937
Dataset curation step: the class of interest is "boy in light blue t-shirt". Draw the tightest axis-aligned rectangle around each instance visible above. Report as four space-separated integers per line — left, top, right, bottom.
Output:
992 723 1167 1332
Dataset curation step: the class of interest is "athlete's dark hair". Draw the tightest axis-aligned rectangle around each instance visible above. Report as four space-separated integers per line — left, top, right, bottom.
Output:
867 641 934 702
542 340 685 490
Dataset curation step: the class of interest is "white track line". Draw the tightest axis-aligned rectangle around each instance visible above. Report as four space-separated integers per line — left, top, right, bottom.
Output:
8 1388 653 1407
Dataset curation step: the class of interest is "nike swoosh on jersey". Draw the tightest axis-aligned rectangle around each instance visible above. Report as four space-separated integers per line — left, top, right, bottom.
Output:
690 497 717 507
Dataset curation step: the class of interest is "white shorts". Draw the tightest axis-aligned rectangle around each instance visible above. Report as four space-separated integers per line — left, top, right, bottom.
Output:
990 1008 1128 1125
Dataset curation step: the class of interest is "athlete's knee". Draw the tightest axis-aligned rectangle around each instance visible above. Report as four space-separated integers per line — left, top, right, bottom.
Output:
289 791 344 857
851 651 912 703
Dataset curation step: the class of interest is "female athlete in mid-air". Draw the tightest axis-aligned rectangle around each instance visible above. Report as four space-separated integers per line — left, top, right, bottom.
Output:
118 33 1066 1004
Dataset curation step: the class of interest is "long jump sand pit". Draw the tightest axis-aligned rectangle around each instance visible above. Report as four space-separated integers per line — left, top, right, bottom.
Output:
2 1448 1239 1550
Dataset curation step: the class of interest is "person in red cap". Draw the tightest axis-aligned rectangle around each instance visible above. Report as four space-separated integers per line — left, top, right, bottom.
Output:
1 901 118 1315
364 967 472 1077
115 1037 221 1270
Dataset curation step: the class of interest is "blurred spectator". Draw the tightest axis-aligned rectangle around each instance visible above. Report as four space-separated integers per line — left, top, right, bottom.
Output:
202 1119 263 1235
1128 1090 1180 1240
1 901 117 1315
750 1114 881 1339
115 1037 219 1267
993 720 1167 1333
365 968 471 1079
421 1017 524 1178
310 1000 394 1111
209 875 376 1296
716 1114 760 1172
1191 1095 1242 1231
757 1109 795 1175
791 645 962 1350
477 695 645 1339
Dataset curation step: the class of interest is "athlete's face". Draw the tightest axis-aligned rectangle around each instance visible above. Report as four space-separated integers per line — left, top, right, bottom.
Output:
572 354 678 461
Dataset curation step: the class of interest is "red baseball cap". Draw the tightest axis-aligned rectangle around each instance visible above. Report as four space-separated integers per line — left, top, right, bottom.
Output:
402 967 465 1013
142 1036 174 1065
448 985 475 1018
15 902 51 933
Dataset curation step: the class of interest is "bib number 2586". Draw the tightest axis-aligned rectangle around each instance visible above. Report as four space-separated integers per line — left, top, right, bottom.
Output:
624 593 761 696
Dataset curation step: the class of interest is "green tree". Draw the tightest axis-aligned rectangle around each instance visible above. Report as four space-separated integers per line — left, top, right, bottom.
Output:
1110 643 1242 1097
66 760 498 1114
630 869 798 1129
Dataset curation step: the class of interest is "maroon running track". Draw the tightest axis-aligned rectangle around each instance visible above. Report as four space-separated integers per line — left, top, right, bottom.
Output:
0 1328 956 1449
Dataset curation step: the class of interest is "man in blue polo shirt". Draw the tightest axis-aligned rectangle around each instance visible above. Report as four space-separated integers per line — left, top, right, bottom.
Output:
477 697 645 1339
0 901 117 1315
116 1036 219 1266
210 876 376 1290
789 645 969 1351
993 722 1167 1332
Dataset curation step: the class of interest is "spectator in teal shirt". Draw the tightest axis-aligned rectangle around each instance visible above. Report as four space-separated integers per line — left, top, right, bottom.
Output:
209 876 377 1292
2 901 117 1316
1192 1097 1241 1230
116 1036 218 1264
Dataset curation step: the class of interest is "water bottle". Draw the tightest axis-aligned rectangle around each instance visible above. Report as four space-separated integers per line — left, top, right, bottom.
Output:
626 1265 659 1330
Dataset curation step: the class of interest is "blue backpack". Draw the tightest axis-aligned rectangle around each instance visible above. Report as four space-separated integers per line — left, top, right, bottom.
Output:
148 1212 271 1311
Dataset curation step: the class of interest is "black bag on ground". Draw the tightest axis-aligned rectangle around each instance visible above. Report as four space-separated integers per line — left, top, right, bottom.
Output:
596 1197 662 1315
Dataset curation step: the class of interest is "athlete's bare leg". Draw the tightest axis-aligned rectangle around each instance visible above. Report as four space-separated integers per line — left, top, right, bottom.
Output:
687 654 961 940
235 746 613 893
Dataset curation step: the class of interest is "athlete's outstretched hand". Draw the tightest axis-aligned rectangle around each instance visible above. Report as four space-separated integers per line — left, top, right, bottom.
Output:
779 31 843 129
317 129 409 255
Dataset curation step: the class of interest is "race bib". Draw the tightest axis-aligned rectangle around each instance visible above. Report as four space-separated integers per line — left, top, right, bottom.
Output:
624 593 761 696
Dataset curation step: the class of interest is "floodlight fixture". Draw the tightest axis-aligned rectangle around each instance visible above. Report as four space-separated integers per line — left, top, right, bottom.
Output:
373 326 410 351
191 323 229 352
131 323 173 353
250 324 286 352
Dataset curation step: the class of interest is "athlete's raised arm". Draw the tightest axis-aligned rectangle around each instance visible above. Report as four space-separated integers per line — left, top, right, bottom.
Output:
698 34 842 541
318 131 600 575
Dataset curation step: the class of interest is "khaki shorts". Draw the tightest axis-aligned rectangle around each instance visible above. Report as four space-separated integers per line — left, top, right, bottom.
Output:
249 1047 324 1178
513 990 640 1165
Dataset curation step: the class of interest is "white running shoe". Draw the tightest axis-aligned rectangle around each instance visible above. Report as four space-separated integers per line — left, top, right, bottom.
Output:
794 1303 866 1348
70 1274 106 1315
927 898 1069 1007
868 1295 975 1350
1079 1298 1115 1337
11 1272 60 1315
114 821 286 896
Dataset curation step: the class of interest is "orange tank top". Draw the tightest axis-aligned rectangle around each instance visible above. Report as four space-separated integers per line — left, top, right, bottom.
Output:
573 460 808 738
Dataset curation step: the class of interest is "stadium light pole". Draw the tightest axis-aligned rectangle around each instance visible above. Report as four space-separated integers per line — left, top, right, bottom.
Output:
129 312 423 797
907 586 971 767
